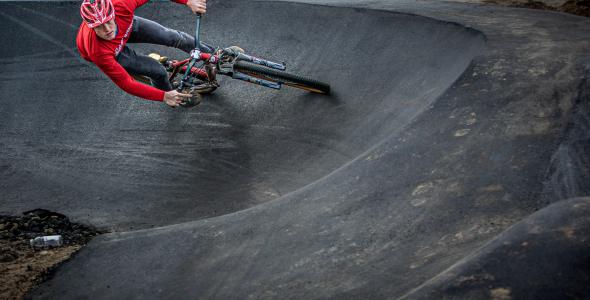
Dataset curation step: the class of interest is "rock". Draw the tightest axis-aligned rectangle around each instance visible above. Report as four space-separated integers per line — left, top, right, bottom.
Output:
44 228 55 235
0 251 17 263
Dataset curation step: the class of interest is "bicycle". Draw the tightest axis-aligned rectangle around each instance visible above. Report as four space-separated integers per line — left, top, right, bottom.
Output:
136 14 331 107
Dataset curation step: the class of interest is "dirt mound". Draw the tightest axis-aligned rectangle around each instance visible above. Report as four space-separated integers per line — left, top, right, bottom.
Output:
560 0 590 16
0 209 102 300
483 0 590 17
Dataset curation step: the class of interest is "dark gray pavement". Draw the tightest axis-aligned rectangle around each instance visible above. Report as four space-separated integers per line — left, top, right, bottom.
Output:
0 0 589 298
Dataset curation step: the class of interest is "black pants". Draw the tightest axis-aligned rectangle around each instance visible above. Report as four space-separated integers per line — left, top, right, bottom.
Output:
116 16 214 91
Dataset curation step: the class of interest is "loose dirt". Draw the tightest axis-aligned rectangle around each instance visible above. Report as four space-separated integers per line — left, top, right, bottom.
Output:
0 209 102 300
452 0 590 17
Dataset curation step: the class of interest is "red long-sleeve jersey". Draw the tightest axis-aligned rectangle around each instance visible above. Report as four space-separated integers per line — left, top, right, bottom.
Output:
76 0 188 101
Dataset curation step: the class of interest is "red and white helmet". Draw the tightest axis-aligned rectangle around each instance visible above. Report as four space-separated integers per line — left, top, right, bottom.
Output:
80 0 115 29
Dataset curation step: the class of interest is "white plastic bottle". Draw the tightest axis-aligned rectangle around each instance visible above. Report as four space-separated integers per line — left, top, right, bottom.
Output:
30 235 63 248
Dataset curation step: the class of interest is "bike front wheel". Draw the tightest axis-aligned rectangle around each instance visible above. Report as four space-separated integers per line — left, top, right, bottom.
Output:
234 61 330 95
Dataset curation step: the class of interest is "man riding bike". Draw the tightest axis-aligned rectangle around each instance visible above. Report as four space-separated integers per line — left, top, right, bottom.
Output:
76 0 220 107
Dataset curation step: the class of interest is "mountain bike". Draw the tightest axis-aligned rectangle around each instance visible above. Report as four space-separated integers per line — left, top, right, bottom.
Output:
142 15 330 107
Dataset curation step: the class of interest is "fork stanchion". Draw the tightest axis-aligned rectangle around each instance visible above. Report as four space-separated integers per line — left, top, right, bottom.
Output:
232 72 281 90
236 53 286 71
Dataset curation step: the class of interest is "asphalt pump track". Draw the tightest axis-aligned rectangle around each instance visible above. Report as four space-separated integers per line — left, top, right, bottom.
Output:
1 0 590 298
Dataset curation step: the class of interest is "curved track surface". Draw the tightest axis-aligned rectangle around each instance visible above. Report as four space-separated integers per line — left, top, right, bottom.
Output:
1 0 590 298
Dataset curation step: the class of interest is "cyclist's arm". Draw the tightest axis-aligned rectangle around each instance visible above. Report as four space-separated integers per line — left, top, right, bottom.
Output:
131 0 201 13
133 0 188 7
95 55 165 101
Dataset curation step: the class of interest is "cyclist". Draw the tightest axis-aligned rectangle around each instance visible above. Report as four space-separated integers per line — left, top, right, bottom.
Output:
77 0 213 107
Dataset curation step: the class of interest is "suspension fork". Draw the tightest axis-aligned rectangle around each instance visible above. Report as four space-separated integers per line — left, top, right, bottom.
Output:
235 53 286 71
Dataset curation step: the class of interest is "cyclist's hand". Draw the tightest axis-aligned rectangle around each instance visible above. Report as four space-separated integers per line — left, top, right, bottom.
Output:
187 0 206 14
164 90 191 107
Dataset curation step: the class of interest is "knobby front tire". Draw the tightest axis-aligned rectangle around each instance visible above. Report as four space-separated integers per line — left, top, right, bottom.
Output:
234 61 330 94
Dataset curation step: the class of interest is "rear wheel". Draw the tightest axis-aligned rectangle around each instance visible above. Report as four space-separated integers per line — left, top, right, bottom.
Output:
234 61 330 94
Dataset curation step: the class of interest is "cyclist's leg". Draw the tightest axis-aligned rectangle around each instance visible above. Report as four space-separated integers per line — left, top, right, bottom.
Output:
116 46 172 91
128 16 214 53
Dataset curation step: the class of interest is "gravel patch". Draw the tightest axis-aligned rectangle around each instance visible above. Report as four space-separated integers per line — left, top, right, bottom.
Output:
0 209 102 300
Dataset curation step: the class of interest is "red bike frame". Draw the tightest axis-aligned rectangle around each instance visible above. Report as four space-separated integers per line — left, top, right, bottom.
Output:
168 52 215 82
